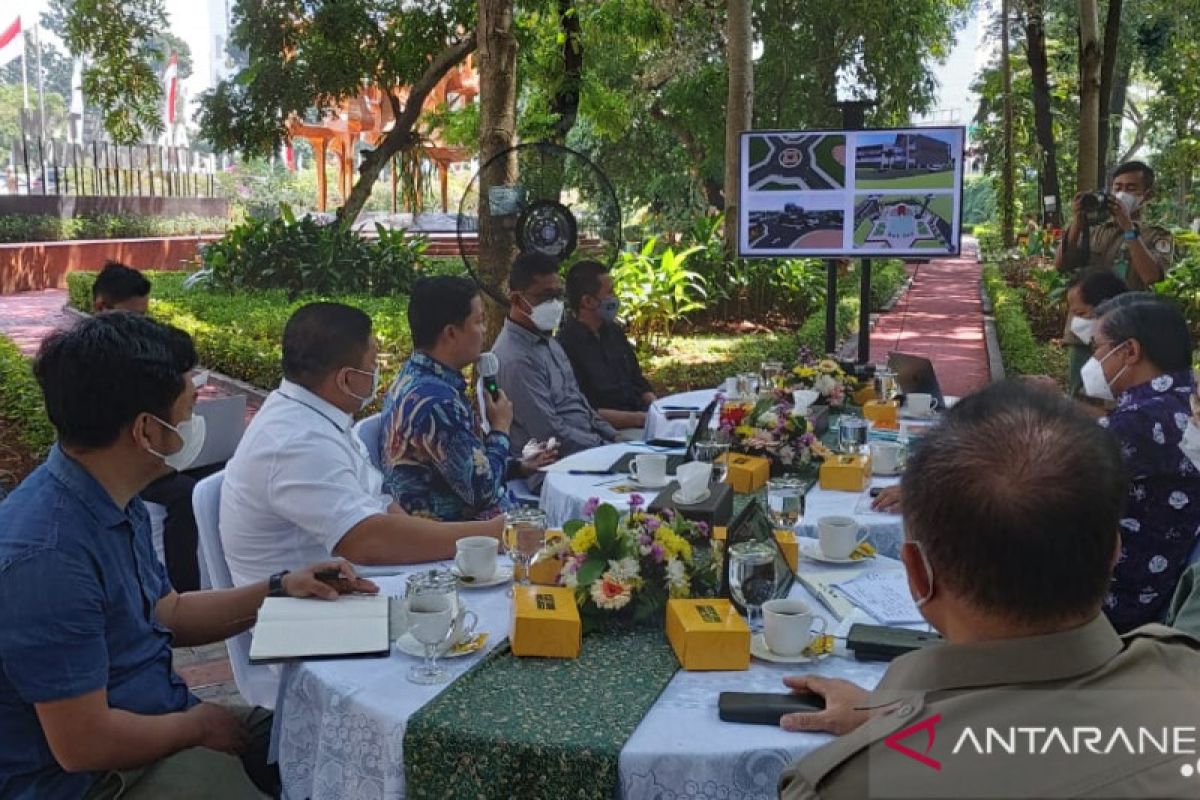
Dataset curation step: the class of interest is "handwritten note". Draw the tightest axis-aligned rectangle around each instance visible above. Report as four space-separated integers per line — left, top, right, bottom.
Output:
832 570 925 625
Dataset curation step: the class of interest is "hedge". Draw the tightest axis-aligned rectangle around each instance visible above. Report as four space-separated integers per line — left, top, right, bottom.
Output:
0 214 230 244
982 264 1051 376
0 335 56 459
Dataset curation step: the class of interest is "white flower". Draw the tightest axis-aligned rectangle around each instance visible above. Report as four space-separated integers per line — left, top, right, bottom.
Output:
560 560 579 588
1152 423 1165 445
1148 555 1170 574
759 411 779 428
608 557 641 582
1169 491 1190 510
815 374 838 396
777 445 796 464
1152 375 1174 392
590 573 633 610
665 557 688 588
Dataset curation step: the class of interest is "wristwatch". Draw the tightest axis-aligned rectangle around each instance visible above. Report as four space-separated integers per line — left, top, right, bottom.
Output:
268 570 291 598
1123 225 1139 241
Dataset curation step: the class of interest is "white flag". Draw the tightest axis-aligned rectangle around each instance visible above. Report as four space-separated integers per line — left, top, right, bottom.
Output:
70 58 83 116
0 16 22 69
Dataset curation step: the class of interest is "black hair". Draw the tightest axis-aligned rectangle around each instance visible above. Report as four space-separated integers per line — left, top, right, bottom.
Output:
1095 293 1192 372
900 381 1126 624
92 261 151 304
1068 269 1128 308
34 312 197 449
565 260 609 312
281 302 373 388
1112 160 1155 191
509 252 560 292
409 276 479 350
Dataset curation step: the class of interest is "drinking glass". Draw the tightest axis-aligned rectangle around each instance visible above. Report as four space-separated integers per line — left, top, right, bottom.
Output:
729 540 777 631
838 415 869 455
694 436 732 484
760 360 783 390
504 508 547 588
742 373 761 398
766 477 804 529
406 580 456 684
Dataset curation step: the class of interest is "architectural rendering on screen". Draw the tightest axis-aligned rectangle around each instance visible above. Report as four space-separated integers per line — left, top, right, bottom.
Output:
745 134 846 191
853 194 955 251
854 131 958 190
746 204 844 251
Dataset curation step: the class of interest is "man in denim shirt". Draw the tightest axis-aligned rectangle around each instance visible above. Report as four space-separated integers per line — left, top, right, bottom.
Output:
0 313 374 799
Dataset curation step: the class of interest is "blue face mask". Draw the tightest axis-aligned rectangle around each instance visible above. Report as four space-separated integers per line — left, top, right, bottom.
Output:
597 296 620 324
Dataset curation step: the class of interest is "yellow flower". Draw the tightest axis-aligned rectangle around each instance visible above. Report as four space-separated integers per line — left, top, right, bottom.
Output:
734 425 754 438
654 528 693 562
570 524 598 554
819 359 840 374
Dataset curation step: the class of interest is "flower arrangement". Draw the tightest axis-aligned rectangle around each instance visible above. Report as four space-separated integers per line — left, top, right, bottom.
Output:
720 394 821 471
790 348 850 407
558 496 722 631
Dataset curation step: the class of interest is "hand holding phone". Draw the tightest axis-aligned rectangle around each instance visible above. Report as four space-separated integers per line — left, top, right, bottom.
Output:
718 691 826 725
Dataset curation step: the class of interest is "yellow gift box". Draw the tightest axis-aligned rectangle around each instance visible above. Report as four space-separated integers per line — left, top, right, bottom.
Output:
773 529 799 573
852 384 877 407
720 453 771 494
510 586 581 659
862 400 899 426
819 453 872 492
665 598 750 671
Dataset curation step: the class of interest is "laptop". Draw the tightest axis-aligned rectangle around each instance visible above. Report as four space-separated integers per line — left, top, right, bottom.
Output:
887 352 945 410
720 497 797 610
607 399 718 475
191 394 248 470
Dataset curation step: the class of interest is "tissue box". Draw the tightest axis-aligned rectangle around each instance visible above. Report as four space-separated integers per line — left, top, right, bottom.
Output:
819 454 872 492
648 480 734 527
720 453 771 494
511 586 581 659
862 400 899 426
853 384 878 407
773 529 799 573
665 599 750 671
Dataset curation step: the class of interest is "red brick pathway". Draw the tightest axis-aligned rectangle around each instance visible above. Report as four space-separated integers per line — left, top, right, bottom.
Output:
868 253 989 398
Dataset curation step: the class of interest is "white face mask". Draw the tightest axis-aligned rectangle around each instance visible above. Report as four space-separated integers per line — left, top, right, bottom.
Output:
1181 421 1200 471
1114 191 1142 215
344 365 380 411
906 540 935 609
1080 342 1129 402
528 298 565 332
147 414 206 471
1069 315 1096 344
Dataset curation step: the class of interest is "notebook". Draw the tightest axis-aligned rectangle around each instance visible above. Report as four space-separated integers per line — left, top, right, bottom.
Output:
248 594 391 664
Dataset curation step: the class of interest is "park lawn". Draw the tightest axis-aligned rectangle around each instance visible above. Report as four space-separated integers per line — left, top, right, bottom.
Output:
854 220 874 244
927 195 954 221
813 136 846 186
854 169 954 190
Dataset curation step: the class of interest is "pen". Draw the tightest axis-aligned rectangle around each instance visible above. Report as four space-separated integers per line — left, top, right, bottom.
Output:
568 469 614 476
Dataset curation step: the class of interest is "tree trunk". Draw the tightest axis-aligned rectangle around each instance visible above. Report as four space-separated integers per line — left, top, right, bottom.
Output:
1023 0 1061 226
549 0 582 145
477 0 520 340
1001 0 1015 246
337 37 477 225
723 0 753 258
1096 0 1123 182
1077 0 1102 192
1106 50 1132 168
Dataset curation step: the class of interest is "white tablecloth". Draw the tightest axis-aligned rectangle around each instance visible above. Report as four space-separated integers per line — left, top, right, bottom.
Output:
275 562 900 800
643 389 719 442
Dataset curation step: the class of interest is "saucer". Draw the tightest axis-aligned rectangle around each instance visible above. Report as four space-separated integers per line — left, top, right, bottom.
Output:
750 633 813 664
872 467 902 477
450 565 513 588
631 474 672 489
672 488 711 505
396 631 488 658
798 539 869 565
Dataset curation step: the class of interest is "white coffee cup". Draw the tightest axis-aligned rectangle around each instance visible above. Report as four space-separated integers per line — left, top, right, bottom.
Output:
629 453 668 486
870 441 904 475
905 393 937 417
455 535 499 581
762 598 828 656
391 595 478 647
675 460 712 502
818 515 869 560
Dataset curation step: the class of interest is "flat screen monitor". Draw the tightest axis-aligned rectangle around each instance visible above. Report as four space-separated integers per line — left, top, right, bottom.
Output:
738 126 966 259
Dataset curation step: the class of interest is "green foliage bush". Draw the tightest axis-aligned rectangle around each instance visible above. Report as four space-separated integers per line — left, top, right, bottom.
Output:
0 335 56 462
0 214 229 243
612 237 707 351
983 264 1051 376
200 210 427 298
1153 230 1200 343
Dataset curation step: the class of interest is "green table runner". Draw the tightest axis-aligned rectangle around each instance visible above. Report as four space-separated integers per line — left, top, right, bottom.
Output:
403 628 679 800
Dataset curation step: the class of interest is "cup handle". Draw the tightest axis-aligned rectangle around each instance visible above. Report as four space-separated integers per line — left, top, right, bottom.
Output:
458 609 479 640
855 529 871 549
927 397 938 412
454 552 468 574
629 461 639 479
810 616 828 639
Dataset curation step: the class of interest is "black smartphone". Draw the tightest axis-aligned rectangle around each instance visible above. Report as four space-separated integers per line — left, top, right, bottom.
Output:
718 691 826 725
869 487 884 498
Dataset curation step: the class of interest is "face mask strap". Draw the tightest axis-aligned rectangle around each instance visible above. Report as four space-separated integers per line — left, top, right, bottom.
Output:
906 539 935 607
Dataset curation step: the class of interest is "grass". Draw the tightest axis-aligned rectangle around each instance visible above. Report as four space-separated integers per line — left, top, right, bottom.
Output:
0 334 57 486
813 136 846 186
854 169 955 190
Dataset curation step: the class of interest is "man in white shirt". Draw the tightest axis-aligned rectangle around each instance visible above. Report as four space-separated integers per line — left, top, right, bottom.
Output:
221 302 503 588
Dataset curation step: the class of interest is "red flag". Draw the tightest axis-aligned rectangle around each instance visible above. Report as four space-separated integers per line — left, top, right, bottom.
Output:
163 53 179 126
0 17 22 69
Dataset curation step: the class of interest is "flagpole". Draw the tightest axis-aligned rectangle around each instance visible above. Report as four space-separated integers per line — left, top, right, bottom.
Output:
20 25 29 110
33 22 45 141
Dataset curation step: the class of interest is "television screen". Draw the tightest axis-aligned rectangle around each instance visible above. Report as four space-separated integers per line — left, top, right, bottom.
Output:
737 127 966 258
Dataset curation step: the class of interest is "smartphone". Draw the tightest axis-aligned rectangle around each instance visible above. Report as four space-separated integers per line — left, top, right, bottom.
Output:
869 487 884 498
718 691 826 725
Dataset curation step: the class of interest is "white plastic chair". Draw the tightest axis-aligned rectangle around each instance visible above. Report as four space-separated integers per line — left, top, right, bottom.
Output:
354 413 384 472
192 471 279 709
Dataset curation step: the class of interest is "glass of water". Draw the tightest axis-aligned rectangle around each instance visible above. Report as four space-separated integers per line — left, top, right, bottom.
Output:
760 360 783 390
838 415 869 455
766 477 804 529
729 540 777 630
504 508 547 588
694 434 732 484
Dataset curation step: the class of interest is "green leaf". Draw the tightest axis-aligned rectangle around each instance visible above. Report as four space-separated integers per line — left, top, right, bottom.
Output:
563 519 585 537
576 556 606 589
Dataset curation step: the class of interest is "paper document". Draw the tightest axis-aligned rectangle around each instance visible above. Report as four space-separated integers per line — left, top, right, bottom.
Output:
249 594 390 664
832 570 925 625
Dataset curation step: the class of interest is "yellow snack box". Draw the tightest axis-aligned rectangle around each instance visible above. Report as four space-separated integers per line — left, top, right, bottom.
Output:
720 453 771 494
665 598 750 671
510 586 581 659
862 400 899 426
773 529 799 573
819 453 872 493
852 384 877 407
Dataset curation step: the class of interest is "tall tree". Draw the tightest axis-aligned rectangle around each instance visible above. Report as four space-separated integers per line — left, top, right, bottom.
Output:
1001 0 1016 245
1095 0 1122 181
1076 0 1102 191
1022 0 1062 226
723 0 753 255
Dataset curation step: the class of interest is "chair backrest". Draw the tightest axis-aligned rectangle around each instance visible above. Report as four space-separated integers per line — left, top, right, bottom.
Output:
192 471 279 708
191 394 248 470
355 412 384 472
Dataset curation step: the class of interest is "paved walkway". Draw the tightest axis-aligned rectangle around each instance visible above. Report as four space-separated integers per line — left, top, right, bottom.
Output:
868 251 990 398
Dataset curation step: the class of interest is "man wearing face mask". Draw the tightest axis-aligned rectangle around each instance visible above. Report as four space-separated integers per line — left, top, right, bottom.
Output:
0 312 379 799
491 252 619 458
778 382 1200 799
557 260 657 436
1062 269 1128 400
220 302 504 594
1078 293 1200 632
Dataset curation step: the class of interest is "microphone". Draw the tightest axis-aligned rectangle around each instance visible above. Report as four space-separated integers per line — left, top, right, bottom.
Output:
478 352 501 401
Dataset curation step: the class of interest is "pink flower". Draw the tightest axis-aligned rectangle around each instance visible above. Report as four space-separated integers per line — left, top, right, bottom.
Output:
644 517 661 532
696 521 710 535
638 533 653 547
650 542 665 562
629 494 645 509
582 497 600 518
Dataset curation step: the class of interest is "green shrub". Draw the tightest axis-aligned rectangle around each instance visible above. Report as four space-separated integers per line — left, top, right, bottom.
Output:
0 335 56 461
612 237 707 351
0 214 229 243
983 264 1050 376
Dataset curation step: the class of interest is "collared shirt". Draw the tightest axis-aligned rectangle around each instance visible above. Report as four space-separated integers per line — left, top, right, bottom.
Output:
490 318 618 456
1099 370 1200 632
220 379 391 589
556 317 653 413
380 352 512 521
0 446 194 799
780 616 1200 799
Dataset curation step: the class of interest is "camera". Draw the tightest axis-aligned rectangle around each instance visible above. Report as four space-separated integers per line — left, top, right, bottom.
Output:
1079 191 1113 222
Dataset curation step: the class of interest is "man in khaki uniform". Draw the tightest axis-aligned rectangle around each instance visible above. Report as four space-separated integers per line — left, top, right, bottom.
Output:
1055 161 1174 396
777 382 1200 799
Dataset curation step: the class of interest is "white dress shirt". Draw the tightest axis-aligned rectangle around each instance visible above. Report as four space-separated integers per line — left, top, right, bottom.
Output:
220 379 391 588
